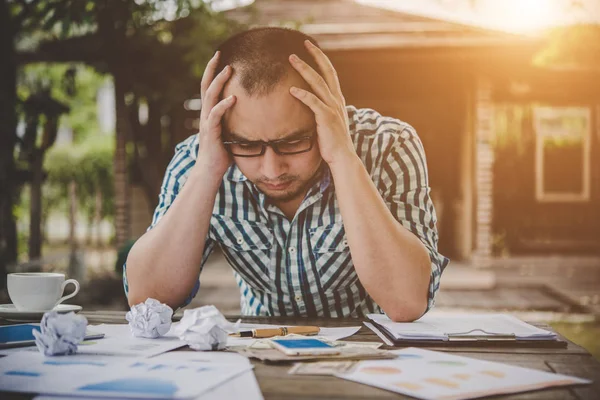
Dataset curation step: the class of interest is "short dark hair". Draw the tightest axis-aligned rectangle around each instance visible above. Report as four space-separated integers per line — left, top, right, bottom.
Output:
216 27 323 96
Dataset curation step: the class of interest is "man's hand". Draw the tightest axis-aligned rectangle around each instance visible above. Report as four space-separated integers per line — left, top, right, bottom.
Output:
196 51 236 176
288 40 356 166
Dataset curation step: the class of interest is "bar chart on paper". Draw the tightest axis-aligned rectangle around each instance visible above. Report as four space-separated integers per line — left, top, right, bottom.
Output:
0 352 253 399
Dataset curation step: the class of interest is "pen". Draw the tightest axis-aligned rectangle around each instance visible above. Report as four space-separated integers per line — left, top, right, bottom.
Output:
229 326 320 338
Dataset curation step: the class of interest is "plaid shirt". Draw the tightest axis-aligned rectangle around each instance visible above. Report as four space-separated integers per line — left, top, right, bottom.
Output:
123 106 448 317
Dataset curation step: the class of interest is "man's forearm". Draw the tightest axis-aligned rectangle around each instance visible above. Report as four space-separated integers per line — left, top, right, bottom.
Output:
329 154 432 322
125 166 222 309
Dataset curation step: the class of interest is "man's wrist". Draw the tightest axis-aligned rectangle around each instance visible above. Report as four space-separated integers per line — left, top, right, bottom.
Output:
327 150 363 177
190 163 226 191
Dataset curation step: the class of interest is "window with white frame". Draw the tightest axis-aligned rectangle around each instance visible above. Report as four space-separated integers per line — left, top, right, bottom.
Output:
534 106 591 203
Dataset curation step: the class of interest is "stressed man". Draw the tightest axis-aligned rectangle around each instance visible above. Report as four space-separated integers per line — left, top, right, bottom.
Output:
124 27 448 321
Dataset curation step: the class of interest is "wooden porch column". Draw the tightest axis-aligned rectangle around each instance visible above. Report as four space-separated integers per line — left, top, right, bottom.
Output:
473 77 494 267
454 88 474 260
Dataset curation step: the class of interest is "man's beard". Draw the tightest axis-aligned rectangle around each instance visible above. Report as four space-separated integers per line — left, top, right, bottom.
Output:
254 165 323 203
255 176 310 202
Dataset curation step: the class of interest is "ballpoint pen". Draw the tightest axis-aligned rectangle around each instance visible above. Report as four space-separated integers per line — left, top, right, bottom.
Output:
229 326 320 338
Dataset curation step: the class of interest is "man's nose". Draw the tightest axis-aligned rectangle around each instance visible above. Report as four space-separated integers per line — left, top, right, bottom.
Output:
261 146 287 179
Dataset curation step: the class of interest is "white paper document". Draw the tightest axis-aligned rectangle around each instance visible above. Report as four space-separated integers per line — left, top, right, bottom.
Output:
367 313 557 341
123 351 262 400
76 324 186 357
31 351 263 400
33 371 263 400
0 324 185 358
0 351 253 399
151 350 252 365
336 347 590 400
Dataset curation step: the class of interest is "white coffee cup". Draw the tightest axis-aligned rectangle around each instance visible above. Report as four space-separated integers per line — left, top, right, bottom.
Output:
7 273 80 312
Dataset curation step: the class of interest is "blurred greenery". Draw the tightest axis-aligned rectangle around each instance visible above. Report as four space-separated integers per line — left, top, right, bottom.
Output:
492 104 528 155
534 24 600 70
17 63 108 144
14 134 115 259
2 0 246 269
45 134 115 227
551 321 600 361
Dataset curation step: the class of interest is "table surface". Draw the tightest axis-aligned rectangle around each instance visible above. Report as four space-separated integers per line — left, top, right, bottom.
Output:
2 311 599 400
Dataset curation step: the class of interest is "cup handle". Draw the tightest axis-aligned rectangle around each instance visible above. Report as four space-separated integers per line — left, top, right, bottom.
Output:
55 279 80 307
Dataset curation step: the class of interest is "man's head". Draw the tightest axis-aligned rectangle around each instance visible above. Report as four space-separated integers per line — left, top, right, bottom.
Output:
216 27 324 204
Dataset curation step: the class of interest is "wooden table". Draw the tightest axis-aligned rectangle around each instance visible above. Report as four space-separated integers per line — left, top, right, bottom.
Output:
2 311 599 399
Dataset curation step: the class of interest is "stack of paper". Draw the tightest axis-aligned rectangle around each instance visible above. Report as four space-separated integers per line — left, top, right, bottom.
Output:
367 313 558 344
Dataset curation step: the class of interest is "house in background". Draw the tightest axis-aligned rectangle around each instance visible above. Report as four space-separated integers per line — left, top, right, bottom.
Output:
129 0 600 263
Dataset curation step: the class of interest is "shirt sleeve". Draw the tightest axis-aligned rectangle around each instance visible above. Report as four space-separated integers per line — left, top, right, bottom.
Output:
378 124 449 314
123 138 216 308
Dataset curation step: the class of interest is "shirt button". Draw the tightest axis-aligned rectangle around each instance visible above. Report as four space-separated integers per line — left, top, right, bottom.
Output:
295 295 302 302
236 237 244 245
342 239 348 247
288 247 296 254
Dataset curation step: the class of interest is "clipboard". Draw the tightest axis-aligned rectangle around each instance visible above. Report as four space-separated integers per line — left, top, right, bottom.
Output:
368 320 568 348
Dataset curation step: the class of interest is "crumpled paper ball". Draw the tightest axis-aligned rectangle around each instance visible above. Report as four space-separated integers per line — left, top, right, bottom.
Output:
126 298 173 338
173 305 239 351
33 311 88 356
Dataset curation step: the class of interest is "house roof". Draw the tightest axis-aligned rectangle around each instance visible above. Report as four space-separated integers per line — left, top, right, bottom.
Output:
223 0 541 51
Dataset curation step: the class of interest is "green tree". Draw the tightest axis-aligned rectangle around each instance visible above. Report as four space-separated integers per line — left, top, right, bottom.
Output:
18 63 108 142
534 24 600 71
1 0 245 283
16 63 108 259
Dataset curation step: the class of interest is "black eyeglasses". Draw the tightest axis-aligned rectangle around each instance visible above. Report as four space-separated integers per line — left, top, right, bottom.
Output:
222 136 315 157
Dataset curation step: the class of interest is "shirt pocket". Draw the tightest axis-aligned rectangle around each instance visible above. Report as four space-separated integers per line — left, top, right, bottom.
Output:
308 222 358 293
210 215 274 293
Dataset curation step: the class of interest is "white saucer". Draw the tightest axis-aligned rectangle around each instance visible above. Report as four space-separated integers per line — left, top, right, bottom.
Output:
0 304 82 321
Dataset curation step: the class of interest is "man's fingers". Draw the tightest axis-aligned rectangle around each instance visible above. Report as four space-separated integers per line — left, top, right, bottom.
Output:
303 40 344 101
205 95 236 137
202 65 232 122
289 54 336 108
289 87 336 124
200 51 220 99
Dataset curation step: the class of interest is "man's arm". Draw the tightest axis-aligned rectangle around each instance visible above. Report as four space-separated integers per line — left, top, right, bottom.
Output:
125 164 222 309
288 40 446 322
329 131 446 322
125 51 237 309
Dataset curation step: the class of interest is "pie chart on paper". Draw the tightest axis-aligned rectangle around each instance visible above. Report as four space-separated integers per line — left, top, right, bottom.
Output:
360 366 402 375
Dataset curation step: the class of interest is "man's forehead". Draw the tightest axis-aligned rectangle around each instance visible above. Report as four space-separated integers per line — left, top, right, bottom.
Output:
222 75 315 141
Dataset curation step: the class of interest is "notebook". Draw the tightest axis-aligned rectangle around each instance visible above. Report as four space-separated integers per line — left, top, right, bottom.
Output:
367 313 566 348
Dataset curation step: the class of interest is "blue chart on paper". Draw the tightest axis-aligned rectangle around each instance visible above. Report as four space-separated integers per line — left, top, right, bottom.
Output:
5 370 42 377
396 354 423 359
44 360 106 367
130 362 211 373
78 378 178 395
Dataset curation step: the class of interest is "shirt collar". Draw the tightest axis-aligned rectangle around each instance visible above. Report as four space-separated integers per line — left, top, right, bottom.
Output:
225 164 248 182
